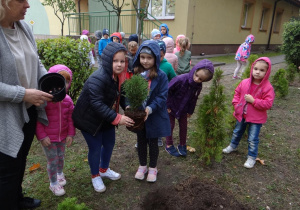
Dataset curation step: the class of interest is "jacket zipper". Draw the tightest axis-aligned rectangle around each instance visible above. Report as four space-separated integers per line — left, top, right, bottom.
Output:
59 102 61 141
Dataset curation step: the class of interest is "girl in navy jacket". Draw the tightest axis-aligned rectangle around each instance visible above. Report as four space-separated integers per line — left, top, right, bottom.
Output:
130 40 171 182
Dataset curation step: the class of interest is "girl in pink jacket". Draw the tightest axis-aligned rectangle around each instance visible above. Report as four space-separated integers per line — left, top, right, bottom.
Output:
223 57 274 169
36 64 76 196
163 37 178 72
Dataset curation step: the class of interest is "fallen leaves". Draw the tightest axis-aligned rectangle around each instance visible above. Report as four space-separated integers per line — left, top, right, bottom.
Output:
29 163 40 172
187 146 196 152
256 158 265 165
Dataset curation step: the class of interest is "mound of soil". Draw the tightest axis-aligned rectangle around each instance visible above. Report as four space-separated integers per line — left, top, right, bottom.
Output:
141 176 250 210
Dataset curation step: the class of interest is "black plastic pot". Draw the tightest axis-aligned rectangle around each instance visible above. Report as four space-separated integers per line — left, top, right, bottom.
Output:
38 73 66 102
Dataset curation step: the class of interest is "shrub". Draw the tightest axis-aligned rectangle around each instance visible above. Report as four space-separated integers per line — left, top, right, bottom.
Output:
57 197 91 210
281 19 300 67
286 63 298 83
271 69 289 98
37 37 94 102
122 75 148 110
191 68 228 165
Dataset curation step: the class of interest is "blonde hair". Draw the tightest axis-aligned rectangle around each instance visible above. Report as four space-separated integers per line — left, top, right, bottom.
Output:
128 41 138 49
178 37 190 57
0 0 11 22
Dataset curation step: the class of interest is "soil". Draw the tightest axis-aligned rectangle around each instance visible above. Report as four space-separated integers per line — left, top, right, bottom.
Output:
124 109 146 132
141 176 250 210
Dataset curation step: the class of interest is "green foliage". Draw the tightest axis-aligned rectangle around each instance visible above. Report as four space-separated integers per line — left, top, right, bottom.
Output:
241 54 259 79
271 69 289 98
281 19 300 67
122 75 148 110
57 197 91 210
37 37 93 102
286 63 298 83
42 0 76 36
191 68 228 165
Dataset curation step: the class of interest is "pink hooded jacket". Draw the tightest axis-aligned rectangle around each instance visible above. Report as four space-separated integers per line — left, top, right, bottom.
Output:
36 64 76 142
163 37 178 72
235 34 255 62
232 57 275 124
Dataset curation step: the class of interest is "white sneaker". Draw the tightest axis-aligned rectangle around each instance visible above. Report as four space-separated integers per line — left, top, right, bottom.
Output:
49 184 65 196
57 173 66 186
222 145 237 153
92 176 106 192
100 168 121 180
244 158 256 168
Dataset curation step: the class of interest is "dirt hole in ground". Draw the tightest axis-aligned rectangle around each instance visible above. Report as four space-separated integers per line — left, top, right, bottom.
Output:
141 176 250 210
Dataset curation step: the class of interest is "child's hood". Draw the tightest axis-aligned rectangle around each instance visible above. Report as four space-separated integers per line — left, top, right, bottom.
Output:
110 32 122 43
188 59 214 87
159 23 170 36
250 57 272 86
81 29 89 35
101 42 127 75
133 40 161 71
151 29 160 39
80 35 88 41
48 64 73 90
129 34 138 43
245 34 255 44
163 37 174 53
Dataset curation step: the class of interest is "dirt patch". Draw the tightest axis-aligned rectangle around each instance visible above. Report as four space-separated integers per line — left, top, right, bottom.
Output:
141 176 250 210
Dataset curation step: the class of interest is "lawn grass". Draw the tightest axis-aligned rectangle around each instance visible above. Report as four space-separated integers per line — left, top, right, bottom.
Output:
206 51 283 64
22 62 300 210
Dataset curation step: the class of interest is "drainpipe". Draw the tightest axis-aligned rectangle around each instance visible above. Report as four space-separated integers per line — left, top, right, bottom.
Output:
136 0 140 34
78 0 82 34
267 0 281 50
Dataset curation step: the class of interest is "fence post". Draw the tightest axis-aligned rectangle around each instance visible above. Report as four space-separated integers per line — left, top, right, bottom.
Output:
109 11 111 34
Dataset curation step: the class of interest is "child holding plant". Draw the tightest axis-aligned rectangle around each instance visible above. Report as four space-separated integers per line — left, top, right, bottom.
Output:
223 57 275 169
36 64 76 196
165 59 214 157
130 40 171 182
72 42 134 192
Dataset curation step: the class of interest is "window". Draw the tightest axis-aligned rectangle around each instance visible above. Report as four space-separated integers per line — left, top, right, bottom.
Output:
273 9 284 33
259 4 271 31
148 0 176 20
240 0 255 30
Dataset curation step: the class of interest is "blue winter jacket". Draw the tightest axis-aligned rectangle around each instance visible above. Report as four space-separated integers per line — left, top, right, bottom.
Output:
98 38 111 56
132 40 171 138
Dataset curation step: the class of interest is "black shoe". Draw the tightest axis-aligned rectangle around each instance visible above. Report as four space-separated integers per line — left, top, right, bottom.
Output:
19 197 41 209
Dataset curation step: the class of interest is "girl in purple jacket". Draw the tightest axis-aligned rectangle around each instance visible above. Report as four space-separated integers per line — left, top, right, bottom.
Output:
36 65 76 196
223 57 275 169
166 59 214 157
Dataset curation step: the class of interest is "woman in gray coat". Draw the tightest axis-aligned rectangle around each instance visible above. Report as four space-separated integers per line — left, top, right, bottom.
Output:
0 0 53 209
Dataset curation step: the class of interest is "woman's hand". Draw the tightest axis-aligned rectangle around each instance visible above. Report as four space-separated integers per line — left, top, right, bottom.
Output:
41 137 51 147
23 89 53 106
66 136 73 147
119 115 134 127
244 94 255 103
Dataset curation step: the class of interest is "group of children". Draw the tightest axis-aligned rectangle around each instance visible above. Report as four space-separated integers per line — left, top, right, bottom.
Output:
37 25 275 196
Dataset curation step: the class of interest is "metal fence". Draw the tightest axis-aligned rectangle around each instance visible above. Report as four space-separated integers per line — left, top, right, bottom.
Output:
67 10 162 40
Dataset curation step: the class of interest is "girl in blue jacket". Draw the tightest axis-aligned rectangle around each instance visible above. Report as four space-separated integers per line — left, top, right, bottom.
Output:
131 40 171 182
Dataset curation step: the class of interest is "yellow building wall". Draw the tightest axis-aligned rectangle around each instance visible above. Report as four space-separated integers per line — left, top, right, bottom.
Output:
184 0 299 45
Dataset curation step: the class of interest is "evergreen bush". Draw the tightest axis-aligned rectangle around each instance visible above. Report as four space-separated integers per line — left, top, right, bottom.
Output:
241 54 258 79
271 69 289 98
122 75 148 110
191 68 228 165
281 18 300 67
37 37 94 102
286 63 298 83
57 197 91 210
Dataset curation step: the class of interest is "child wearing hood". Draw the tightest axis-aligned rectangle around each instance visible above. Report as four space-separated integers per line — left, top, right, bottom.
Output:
120 32 127 48
166 59 214 157
223 57 274 169
151 29 161 40
130 40 171 182
94 30 102 65
110 32 122 43
159 23 173 39
98 28 111 58
163 37 178 72
233 34 255 79
36 65 76 196
80 35 95 67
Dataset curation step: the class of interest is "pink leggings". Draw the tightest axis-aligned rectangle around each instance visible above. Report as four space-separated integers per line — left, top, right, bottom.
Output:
166 113 188 146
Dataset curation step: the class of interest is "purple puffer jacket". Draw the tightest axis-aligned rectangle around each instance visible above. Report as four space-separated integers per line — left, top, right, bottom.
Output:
167 59 214 119
36 64 76 142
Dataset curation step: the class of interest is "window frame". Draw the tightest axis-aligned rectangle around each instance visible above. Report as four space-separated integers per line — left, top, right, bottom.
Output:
147 0 175 20
259 3 271 32
273 8 284 34
240 0 256 31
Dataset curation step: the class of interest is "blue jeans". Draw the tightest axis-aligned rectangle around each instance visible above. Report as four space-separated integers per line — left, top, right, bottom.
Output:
81 127 115 175
230 119 262 159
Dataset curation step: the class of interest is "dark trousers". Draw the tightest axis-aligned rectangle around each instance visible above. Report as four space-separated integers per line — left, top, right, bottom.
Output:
137 128 159 168
0 106 37 210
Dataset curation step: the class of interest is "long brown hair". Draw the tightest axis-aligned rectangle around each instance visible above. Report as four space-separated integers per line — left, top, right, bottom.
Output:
134 65 158 80
178 37 190 57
